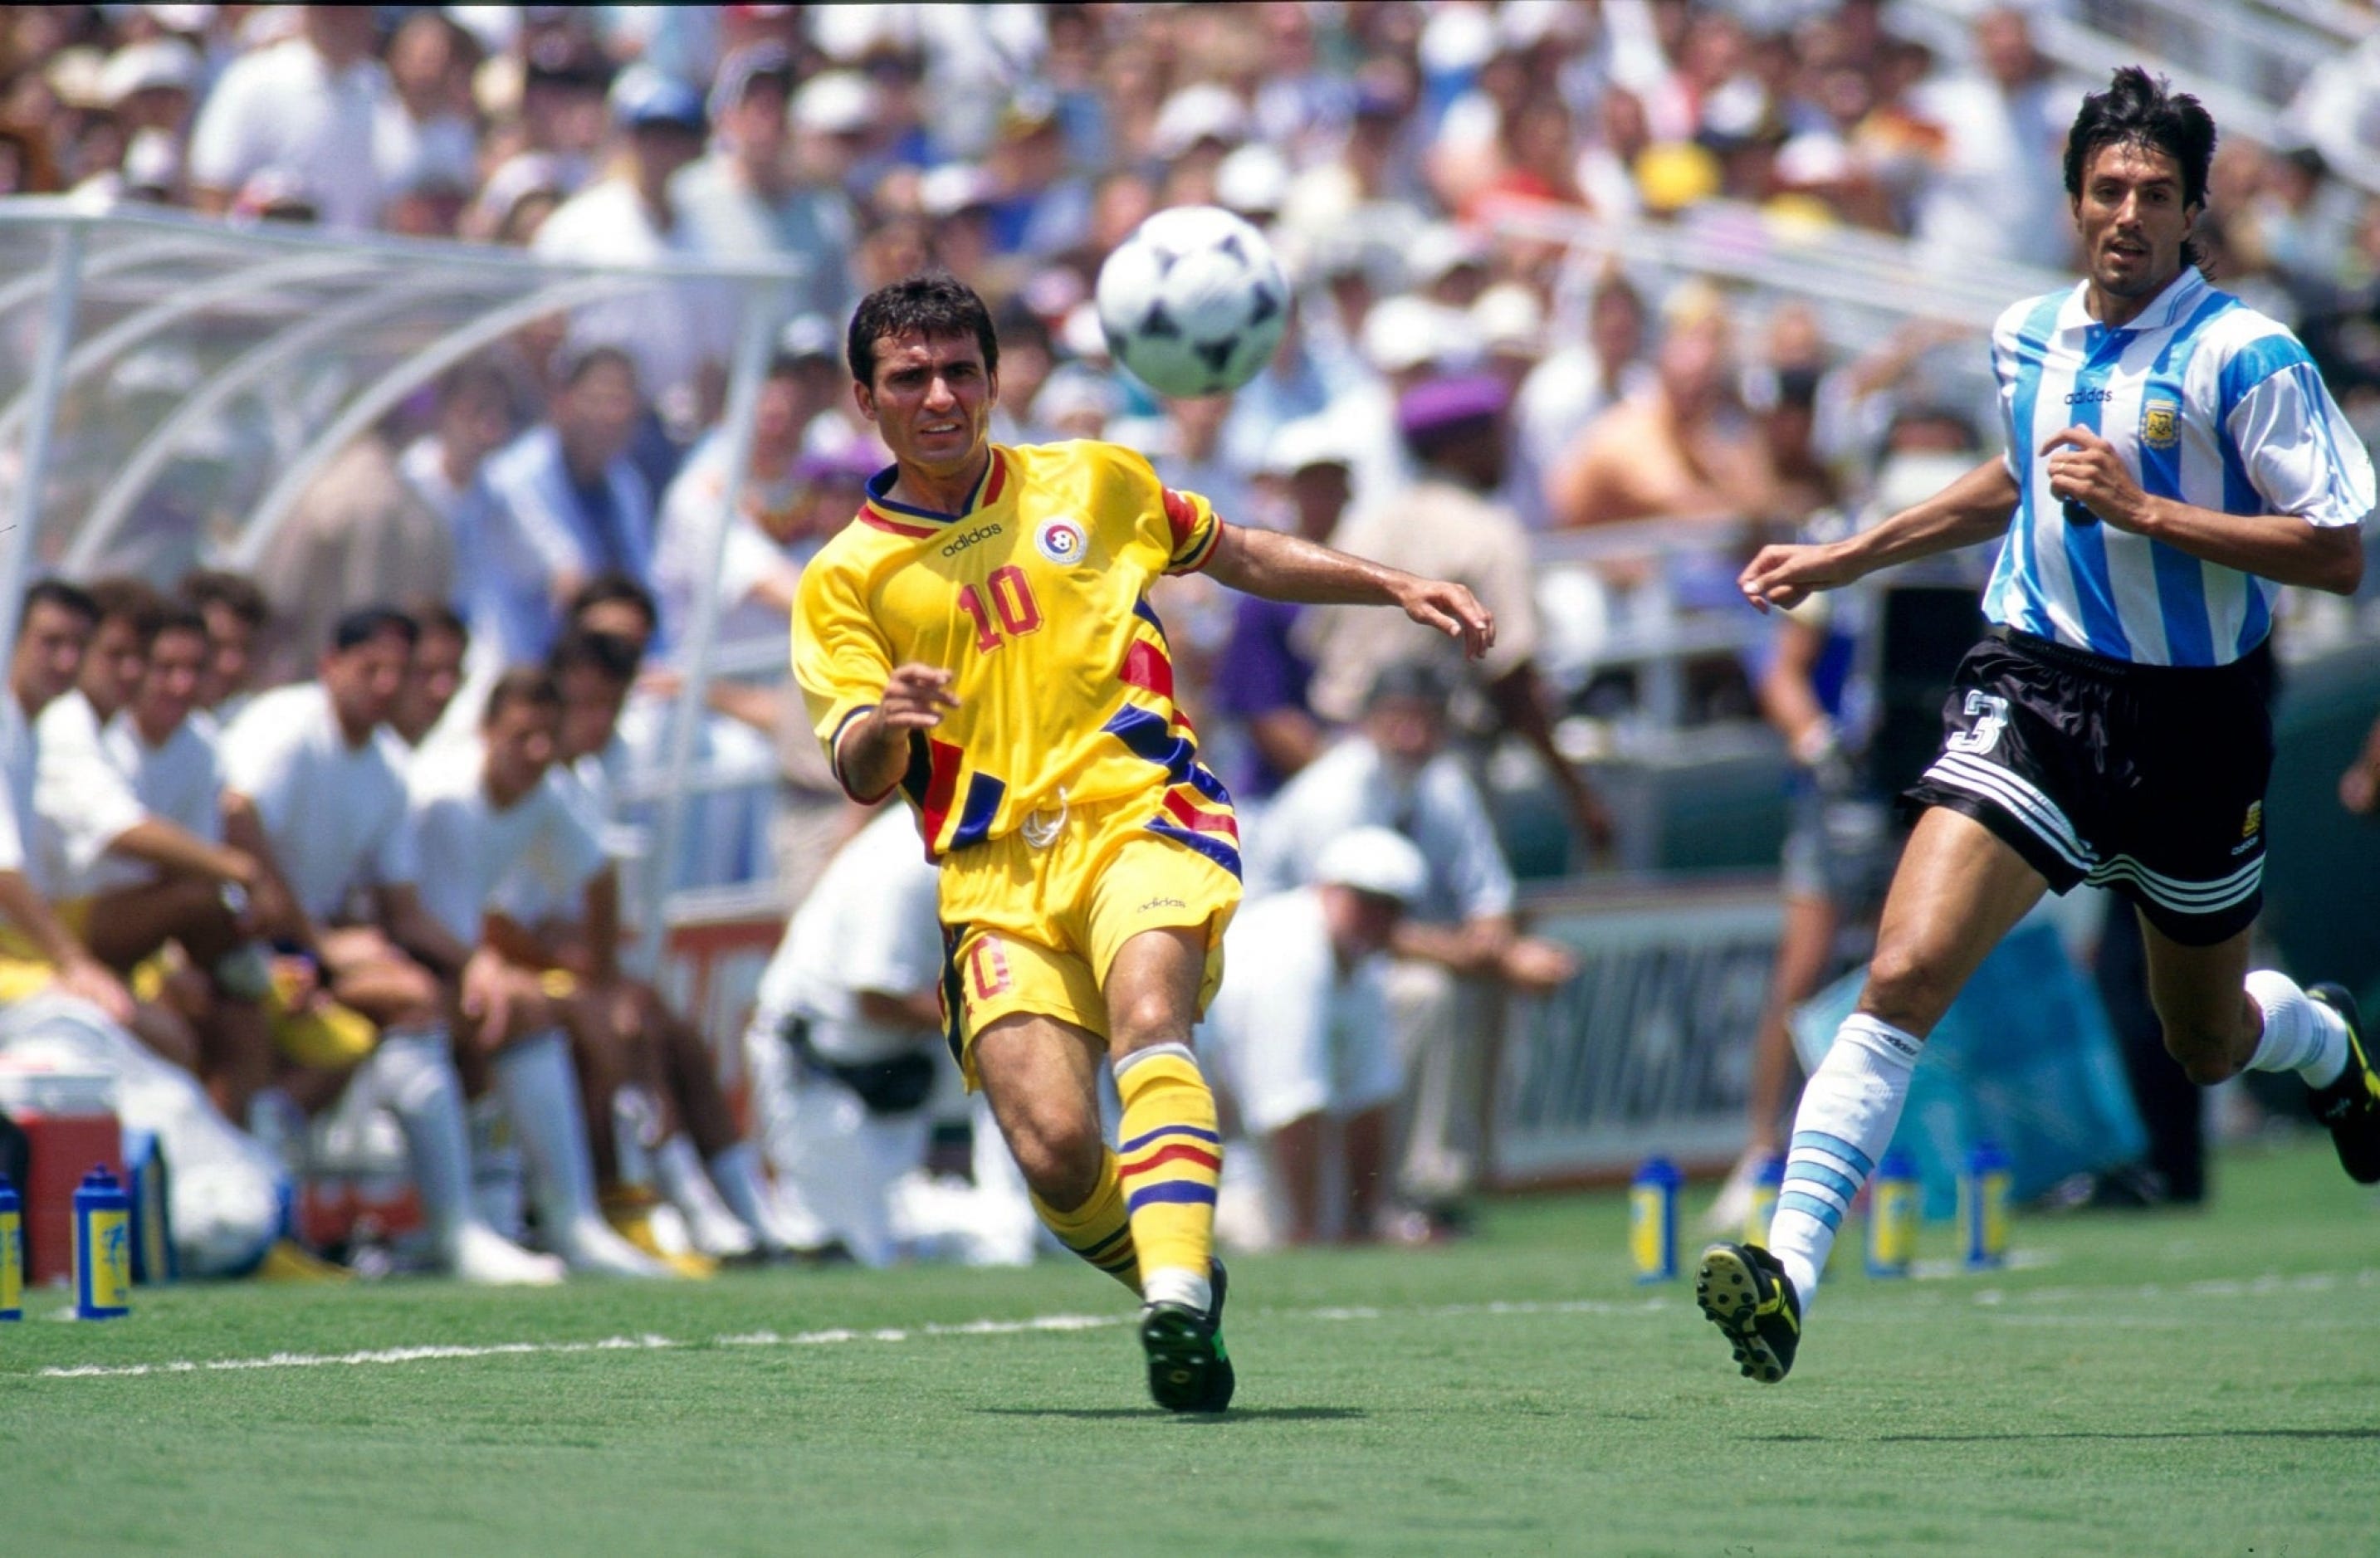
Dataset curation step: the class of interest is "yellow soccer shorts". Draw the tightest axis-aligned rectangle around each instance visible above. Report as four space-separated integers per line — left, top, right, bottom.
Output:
936 784 1242 1087
0 896 91 1002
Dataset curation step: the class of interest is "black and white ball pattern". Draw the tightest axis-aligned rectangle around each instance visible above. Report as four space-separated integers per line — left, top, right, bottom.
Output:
1095 205 1289 398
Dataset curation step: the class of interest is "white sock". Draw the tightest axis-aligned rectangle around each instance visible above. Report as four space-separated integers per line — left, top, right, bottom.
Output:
706 1141 794 1251
1766 1013 1921 1306
1141 1264 1213 1316
2245 970 2350 1087
493 1030 604 1235
655 1133 755 1257
358 1027 476 1249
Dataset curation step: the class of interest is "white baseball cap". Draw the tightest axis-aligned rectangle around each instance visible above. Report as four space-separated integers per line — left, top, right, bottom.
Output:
1260 416 1356 478
1314 827 1429 906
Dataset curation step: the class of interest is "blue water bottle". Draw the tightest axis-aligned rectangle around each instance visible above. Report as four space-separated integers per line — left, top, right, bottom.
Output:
1865 1149 1919 1277
1 1170 22 1321
73 1165 131 1320
1630 1156 1682 1282
1743 1152 1786 1245
1959 1140 2012 1271
125 1130 175 1286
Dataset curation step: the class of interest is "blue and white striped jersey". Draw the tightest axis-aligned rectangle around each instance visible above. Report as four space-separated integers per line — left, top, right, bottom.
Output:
1982 266 2373 666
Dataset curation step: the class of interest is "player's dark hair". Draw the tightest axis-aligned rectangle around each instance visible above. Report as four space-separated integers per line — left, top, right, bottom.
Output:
2064 67 2216 266
17 577 100 640
178 569 269 629
86 575 170 646
565 570 657 634
847 271 999 389
330 604 419 654
481 666 561 725
403 597 470 646
547 627 643 686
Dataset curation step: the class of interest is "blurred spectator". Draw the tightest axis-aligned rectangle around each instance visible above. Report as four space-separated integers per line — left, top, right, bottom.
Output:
1250 662 1576 1228
479 346 654 665
1211 419 1352 808
1514 272 1654 528
375 12 479 217
398 360 519 651
188 5 387 231
1907 7 2073 273
534 66 725 436
1203 826 1429 1247
674 42 857 325
1547 283 1781 528
179 570 268 726
257 418 457 687
389 603 467 752
1306 374 1612 851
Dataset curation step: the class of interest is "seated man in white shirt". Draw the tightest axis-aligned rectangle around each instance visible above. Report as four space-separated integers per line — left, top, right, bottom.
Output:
489 626 801 1263
407 666 673 1278
1250 662 1577 1233
36 583 271 991
1202 828 1428 1247
743 803 1037 1268
179 569 271 730
222 606 561 1285
389 601 469 751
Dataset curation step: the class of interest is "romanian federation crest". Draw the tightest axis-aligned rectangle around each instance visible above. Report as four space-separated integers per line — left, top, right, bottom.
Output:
2140 398 2180 450
1035 517 1087 565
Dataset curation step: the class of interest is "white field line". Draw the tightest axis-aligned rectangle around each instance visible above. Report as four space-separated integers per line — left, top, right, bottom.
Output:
22 1267 2380 1382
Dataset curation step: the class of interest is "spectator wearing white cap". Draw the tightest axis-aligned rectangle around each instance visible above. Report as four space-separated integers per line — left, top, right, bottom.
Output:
188 5 389 231
1249 663 1578 1229
533 65 727 437
673 42 857 325
1202 825 1428 1247
788 70 882 203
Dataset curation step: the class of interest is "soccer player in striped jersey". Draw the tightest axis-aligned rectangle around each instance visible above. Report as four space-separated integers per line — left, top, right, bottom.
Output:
795 273 1494 1412
1700 67 2380 1385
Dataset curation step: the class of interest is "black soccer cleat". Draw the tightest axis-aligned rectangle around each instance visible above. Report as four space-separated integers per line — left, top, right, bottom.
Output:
2305 984 2380 1184
1695 1242 1802 1385
1141 1258 1234 1413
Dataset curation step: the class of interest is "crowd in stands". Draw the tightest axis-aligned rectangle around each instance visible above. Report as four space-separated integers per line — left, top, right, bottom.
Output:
1 6 2378 1258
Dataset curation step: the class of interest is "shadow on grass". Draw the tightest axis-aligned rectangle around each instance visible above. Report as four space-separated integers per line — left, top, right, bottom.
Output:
976 1407 1366 1423
1755 1429 2380 1443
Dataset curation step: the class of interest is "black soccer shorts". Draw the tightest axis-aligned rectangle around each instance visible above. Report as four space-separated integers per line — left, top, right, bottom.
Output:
1900 626 2274 946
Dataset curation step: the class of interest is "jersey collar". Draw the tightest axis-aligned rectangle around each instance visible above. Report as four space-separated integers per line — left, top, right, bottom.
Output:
858 447 1010 538
2056 266 2211 339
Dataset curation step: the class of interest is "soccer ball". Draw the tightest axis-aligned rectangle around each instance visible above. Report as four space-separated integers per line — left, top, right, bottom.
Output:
1095 205 1288 398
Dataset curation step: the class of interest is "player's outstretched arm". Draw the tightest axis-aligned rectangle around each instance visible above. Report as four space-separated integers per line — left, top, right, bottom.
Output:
837 664 960 802
1739 455 2019 613
1204 523 1495 660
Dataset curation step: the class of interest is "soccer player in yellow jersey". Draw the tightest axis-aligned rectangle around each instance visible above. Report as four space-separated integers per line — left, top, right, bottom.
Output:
796 274 1495 1412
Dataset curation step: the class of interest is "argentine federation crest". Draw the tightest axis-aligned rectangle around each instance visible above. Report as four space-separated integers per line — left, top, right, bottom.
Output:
2140 398 2180 450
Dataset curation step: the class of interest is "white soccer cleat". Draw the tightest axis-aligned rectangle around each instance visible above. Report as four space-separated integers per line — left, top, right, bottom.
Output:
448 1223 566 1287
553 1215 679 1278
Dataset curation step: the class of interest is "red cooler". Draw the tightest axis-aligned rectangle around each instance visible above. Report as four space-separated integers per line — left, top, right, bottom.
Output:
0 1068 123 1285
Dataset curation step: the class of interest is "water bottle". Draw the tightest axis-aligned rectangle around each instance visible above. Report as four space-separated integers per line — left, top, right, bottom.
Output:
1865 1149 1919 1277
1744 1152 1786 1245
0 1171 22 1321
1630 1156 1682 1282
73 1165 131 1320
1959 1140 2012 1271
125 1129 174 1286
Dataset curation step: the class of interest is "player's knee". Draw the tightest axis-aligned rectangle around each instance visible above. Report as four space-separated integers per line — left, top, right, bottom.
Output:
1004 1108 1103 1204
1107 990 1194 1053
1859 945 1955 1035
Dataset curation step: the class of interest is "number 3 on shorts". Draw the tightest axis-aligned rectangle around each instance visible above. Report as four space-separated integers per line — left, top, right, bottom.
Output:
1946 691 2011 756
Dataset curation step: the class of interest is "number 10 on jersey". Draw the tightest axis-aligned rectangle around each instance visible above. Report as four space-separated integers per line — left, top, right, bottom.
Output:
956 565 1043 652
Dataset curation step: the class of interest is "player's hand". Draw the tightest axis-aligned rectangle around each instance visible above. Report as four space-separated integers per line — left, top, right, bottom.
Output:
1498 935 1578 993
876 663 960 730
56 953 134 1026
1395 578 1495 660
2041 426 2149 530
1738 541 1857 613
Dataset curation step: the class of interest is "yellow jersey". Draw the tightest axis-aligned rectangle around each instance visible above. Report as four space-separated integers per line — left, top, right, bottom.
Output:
794 440 1229 861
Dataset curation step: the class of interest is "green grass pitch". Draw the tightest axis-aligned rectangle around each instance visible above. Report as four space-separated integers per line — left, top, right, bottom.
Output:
4 1140 2373 1556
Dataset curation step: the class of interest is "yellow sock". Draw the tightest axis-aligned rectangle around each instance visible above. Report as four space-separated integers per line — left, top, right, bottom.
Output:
1032 1153 1141 1292
1113 1043 1220 1286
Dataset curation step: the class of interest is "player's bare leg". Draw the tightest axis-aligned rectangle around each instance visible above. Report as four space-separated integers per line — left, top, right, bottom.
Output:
973 1010 1133 1279
1703 808 2045 1380
2143 914 2379 1180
